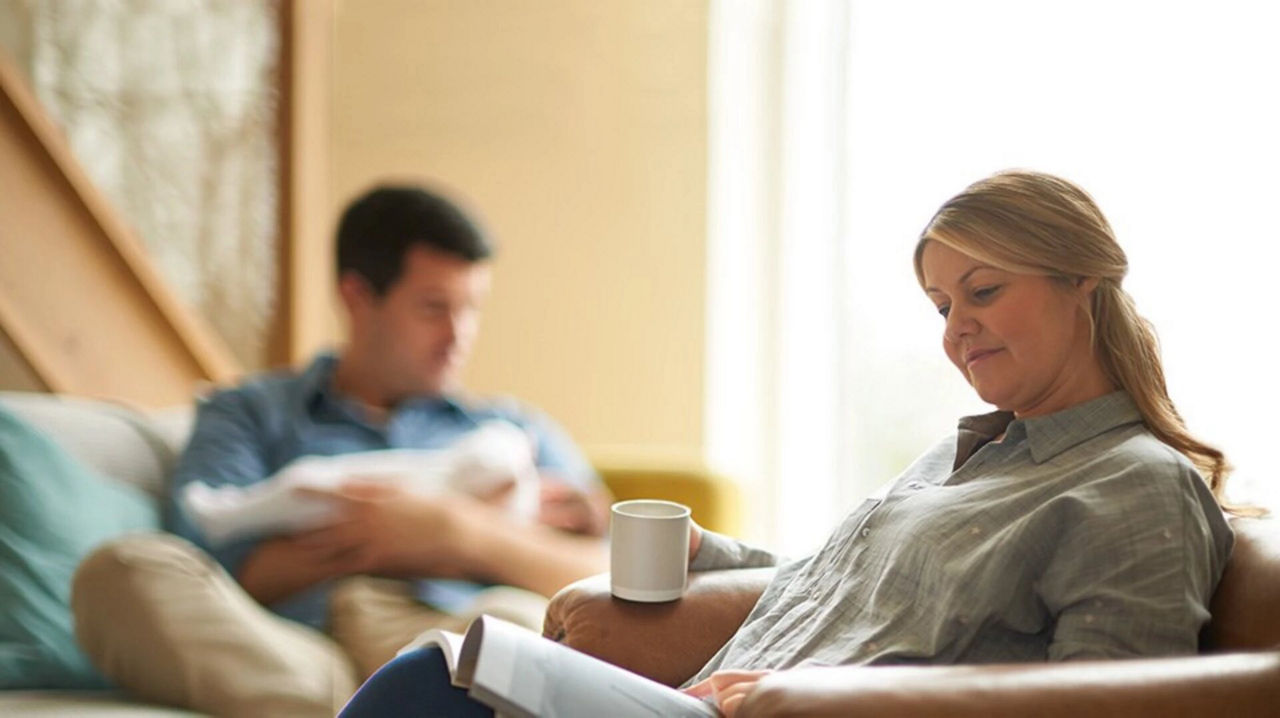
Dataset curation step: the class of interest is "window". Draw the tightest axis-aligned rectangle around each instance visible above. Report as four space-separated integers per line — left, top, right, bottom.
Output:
710 0 1280 554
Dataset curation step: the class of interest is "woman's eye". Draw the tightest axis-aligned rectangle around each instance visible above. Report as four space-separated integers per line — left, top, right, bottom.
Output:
973 285 1000 301
936 305 950 318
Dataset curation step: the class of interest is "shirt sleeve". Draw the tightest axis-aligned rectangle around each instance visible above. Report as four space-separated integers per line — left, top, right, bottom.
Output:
1038 454 1230 660
166 389 273 578
690 530 783 571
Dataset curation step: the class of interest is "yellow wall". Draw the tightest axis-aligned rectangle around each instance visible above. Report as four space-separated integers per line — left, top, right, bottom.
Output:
332 0 709 462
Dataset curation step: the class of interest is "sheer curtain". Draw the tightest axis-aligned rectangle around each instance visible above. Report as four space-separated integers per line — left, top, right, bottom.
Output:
709 0 1280 555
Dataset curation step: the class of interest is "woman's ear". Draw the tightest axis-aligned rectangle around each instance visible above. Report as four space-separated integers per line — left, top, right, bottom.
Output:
1076 276 1100 295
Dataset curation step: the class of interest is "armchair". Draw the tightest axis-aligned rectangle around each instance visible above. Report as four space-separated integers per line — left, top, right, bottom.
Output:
544 518 1280 717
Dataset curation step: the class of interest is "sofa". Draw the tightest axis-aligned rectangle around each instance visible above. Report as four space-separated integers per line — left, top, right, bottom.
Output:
0 390 737 716
545 514 1280 715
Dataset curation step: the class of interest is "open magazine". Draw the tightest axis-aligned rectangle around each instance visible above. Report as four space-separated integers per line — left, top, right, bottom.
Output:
395 615 719 717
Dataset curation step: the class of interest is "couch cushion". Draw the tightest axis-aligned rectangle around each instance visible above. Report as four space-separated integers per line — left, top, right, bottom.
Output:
1205 517 1280 651
0 404 161 689
0 690 203 716
0 393 188 498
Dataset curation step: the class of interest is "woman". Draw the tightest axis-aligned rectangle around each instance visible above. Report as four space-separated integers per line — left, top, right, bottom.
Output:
341 171 1236 717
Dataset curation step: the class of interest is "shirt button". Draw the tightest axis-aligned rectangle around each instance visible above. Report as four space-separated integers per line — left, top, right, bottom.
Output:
860 527 871 538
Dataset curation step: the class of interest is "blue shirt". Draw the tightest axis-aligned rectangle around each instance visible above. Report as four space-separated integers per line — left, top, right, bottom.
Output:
687 392 1233 682
166 353 599 630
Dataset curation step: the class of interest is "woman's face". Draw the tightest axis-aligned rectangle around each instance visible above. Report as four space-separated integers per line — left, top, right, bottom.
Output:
920 239 1107 418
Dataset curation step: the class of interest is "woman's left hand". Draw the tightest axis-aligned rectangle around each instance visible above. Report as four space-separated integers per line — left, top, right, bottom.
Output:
683 670 773 717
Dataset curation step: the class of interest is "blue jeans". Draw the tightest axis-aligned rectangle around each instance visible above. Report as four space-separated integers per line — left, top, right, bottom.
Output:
338 647 494 718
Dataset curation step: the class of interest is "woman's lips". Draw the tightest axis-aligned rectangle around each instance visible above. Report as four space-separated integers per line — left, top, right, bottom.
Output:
965 348 1002 368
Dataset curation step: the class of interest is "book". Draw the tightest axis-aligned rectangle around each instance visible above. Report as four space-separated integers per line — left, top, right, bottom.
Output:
397 614 720 717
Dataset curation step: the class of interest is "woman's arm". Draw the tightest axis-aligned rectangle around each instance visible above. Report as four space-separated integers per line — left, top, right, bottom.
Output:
1040 458 1231 659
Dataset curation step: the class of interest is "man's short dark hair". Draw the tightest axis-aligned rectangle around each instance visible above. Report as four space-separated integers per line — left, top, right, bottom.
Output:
336 184 494 295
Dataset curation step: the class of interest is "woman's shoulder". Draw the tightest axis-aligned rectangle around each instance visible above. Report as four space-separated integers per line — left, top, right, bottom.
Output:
1056 423 1224 526
1053 424 1233 569
1107 423 1196 469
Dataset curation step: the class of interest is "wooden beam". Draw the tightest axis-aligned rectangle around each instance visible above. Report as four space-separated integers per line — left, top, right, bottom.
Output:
0 49 241 405
274 0 335 367
0 291 60 392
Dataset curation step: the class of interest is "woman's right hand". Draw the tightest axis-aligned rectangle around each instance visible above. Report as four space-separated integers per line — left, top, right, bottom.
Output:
684 670 774 717
690 521 704 562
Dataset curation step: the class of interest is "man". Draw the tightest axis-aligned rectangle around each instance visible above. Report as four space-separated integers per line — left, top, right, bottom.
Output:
72 185 611 717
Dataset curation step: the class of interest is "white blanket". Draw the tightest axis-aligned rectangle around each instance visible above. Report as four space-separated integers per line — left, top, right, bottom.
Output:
179 420 539 546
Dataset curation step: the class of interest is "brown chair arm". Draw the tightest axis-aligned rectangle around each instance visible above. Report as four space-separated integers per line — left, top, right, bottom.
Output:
738 651 1280 718
543 568 774 687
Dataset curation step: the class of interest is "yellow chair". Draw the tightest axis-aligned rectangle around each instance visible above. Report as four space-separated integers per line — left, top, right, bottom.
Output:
595 462 741 537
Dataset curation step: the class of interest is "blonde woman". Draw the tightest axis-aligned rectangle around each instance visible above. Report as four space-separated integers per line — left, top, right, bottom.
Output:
342 171 1237 717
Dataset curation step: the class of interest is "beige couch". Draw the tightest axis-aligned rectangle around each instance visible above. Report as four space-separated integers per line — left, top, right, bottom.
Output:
0 392 202 716
0 390 741 716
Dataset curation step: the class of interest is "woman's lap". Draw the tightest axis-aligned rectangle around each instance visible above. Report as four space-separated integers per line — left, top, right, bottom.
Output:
338 646 493 717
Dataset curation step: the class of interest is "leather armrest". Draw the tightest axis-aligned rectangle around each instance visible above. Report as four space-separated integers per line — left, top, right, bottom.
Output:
738 651 1280 718
543 568 774 687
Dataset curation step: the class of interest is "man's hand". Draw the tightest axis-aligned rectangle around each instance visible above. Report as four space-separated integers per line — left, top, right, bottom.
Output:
236 531 359 606
293 481 483 579
538 478 611 537
244 478 612 605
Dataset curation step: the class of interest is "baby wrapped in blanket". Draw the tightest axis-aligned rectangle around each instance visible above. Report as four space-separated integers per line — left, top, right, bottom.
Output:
179 420 539 546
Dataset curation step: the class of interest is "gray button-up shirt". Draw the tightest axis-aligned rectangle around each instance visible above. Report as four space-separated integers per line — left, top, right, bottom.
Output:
687 392 1233 684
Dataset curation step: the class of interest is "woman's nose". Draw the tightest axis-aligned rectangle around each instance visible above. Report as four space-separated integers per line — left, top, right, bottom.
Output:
944 305 978 344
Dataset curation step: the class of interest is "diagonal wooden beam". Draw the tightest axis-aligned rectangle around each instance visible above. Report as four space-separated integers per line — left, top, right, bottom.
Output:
0 48 241 405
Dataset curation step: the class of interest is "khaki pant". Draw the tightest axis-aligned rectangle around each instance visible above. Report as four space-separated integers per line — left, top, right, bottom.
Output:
72 533 548 717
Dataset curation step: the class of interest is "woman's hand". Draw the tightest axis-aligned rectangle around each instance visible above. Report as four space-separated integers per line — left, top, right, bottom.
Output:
690 521 704 562
683 670 773 716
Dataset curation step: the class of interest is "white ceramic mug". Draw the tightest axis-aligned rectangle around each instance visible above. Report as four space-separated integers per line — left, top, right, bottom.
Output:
609 499 691 602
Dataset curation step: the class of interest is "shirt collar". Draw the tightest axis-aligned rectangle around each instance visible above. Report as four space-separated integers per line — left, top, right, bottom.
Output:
298 353 340 415
957 391 1143 464
298 352 472 420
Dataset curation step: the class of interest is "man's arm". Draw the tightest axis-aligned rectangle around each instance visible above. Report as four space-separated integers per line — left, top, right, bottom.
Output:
171 389 369 607
516 402 613 538
464 495 609 595
236 534 352 606
290 482 608 597
169 392 345 608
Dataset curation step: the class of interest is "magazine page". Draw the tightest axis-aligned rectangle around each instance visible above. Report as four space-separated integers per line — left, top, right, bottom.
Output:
466 616 719 718
396 628 469 688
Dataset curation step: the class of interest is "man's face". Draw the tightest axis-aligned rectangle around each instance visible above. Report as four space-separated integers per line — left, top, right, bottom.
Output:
354 246 491 400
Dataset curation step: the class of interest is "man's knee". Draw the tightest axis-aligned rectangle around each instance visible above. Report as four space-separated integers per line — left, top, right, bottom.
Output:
71 533 221 654
73 533 210 609
72 533 358 715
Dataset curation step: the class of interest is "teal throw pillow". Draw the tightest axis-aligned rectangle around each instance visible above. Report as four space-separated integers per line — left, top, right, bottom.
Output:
0 404 160 689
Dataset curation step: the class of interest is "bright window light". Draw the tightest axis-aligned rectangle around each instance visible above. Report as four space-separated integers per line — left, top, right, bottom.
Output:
842 0 1280 516
710 0 1280 555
